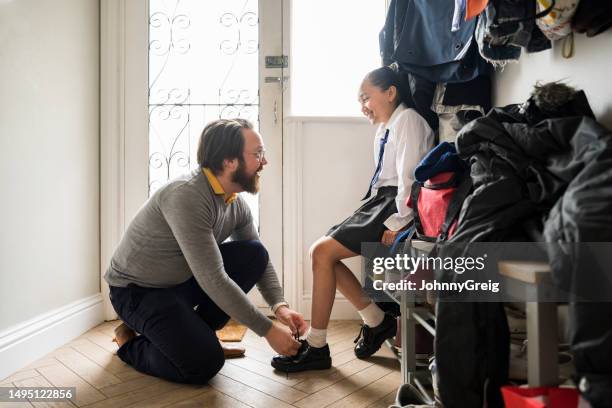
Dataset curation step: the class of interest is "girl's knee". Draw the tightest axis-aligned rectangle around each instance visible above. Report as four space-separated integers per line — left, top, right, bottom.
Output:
310 238 341 267
309 238 328 262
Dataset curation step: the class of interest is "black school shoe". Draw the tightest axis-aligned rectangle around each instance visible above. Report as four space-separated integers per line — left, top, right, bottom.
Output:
354 313 397 359
271 340 332 373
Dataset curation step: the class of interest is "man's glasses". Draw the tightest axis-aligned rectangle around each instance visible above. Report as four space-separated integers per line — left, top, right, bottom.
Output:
250 150 266 161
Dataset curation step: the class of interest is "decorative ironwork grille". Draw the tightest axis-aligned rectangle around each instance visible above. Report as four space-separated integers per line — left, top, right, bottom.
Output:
148 0 260 196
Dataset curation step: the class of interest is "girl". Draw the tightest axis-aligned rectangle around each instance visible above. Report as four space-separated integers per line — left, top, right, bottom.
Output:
272 66 435 372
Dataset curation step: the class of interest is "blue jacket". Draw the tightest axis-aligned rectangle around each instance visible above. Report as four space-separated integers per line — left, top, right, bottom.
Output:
380 0 491 83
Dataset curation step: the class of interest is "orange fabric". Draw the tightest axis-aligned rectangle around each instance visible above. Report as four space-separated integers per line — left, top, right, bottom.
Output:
216 319 248 341
466 0 489 20
203 168 237 204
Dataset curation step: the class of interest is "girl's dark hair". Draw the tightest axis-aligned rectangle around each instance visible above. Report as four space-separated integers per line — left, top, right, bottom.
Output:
363 66 414 108
197 118 253 173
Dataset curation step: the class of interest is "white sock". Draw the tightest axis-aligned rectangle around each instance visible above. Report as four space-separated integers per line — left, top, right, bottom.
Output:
306 327 327 348
358 303 385 328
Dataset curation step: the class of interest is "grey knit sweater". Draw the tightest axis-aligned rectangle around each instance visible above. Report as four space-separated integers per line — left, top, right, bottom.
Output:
104 168 285 336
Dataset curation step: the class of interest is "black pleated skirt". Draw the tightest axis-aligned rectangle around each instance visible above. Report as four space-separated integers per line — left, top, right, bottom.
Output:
326 186 398 254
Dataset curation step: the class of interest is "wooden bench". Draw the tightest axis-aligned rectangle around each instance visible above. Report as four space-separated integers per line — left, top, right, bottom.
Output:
390 249 561 403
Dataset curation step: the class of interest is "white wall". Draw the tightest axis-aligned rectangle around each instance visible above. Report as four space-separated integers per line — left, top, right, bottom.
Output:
285 117 375 319
494 31 612 129
0 0 100 331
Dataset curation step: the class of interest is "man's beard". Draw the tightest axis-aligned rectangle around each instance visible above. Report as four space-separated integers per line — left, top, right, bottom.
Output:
232 159 261 194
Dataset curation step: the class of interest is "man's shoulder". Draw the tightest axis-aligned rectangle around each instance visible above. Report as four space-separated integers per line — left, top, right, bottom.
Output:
157 170 214 207
233 193 248 207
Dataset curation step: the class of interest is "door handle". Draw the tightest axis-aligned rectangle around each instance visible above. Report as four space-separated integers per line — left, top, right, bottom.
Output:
264 76 289 83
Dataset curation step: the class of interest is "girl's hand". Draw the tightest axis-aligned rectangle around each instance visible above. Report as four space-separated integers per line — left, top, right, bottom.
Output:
381 229 401 246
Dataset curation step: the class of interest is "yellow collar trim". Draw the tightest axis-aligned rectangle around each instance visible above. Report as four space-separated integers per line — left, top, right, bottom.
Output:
203 168 238 204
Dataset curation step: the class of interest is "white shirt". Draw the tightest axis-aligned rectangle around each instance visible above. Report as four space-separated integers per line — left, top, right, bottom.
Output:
371 103 435 231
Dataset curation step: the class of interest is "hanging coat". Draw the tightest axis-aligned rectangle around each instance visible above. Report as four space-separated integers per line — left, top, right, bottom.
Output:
380 0 491 83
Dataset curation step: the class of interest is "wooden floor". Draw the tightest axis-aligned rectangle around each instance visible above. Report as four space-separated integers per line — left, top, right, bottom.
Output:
1 320 400 408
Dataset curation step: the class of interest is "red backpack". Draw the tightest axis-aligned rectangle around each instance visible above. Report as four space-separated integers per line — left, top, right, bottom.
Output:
407 171 472 242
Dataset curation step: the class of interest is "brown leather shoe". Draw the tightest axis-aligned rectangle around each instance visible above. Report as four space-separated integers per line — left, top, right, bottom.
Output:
112 322 136 347
221 342 245 359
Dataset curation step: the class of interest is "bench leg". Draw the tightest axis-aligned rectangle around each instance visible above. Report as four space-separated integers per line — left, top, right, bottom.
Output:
400 292 416 385
527 302 558 386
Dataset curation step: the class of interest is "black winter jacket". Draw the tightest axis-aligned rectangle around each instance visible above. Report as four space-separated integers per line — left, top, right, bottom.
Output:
435 93 612 407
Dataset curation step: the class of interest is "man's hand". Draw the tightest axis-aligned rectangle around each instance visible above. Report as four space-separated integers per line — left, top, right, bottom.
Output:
381 229 402 246
275 306 308 336
265 321 302 356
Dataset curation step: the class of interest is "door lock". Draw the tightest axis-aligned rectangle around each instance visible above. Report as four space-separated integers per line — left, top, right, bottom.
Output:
265 55 288 68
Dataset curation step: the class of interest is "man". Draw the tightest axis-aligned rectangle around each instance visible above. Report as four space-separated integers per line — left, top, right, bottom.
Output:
104 118 306 384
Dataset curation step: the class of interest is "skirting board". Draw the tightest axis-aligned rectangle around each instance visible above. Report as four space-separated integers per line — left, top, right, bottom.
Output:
301 295 361 320
0 293 104 381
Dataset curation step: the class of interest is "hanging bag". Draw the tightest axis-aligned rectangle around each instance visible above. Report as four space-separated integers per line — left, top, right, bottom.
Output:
536 0 579 41
405 142 471 243
408 172 471 242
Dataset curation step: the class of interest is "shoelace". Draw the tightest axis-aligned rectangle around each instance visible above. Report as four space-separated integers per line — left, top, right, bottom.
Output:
353 324 372 344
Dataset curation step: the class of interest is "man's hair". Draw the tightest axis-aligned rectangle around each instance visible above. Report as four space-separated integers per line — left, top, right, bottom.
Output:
197 118 254 173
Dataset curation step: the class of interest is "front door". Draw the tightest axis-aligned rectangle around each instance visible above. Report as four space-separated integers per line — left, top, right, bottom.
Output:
101 0 285 317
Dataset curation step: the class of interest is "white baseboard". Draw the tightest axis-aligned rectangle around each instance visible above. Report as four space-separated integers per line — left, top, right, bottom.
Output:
300 293 360 321
0 293 104 381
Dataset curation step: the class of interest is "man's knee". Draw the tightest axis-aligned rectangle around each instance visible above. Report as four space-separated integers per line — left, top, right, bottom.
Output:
226 240 269 267
180 346 225 384
243 240 269 276
218 240 269 295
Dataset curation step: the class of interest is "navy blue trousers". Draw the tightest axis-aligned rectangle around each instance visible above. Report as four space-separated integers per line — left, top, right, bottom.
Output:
109 240 268 384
